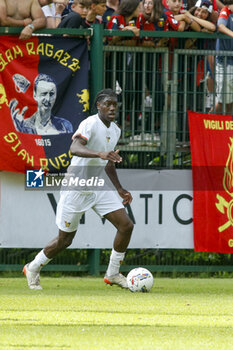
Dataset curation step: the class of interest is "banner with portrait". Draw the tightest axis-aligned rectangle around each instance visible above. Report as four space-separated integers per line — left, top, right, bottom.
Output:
0 35 89 173
189 110 233 253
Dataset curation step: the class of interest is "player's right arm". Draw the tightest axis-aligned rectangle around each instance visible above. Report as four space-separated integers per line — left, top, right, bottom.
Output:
70 136 122 162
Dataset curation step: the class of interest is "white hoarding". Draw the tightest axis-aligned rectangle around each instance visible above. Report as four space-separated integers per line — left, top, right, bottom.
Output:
0 170 194 248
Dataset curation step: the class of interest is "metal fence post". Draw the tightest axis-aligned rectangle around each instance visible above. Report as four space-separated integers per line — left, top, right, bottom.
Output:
87 249 100 276
90 24 104 109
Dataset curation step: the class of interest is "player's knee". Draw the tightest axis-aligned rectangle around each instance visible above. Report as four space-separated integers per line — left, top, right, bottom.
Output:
120 219 134 234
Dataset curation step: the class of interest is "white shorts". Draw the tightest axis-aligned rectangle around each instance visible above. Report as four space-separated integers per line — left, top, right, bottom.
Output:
56 190 124 232
216 63 233 104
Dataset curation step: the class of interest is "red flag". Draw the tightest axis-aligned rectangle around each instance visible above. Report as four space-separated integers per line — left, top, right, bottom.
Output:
189 110 233 253
0 35 89 173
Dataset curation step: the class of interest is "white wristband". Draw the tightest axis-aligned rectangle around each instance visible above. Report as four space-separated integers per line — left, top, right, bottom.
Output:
27 24 35 31
55 14 62 18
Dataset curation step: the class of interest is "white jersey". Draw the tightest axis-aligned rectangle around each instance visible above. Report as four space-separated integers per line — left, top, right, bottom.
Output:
66 114 121 185
71 113 121 168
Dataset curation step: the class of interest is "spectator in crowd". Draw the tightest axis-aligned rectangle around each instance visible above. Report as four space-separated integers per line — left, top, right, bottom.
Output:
42 0 69 28
193 0 219 22
136 0 195 48
107 0 140 45
58 0 91 28
186 0 216 30
211 0 233 114
136 0 167 48
165 0 199 31
84 0 107 26
0 0 46 40
102 0 119 27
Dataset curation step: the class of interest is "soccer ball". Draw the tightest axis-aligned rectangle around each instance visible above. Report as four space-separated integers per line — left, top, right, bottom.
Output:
127 267 154 292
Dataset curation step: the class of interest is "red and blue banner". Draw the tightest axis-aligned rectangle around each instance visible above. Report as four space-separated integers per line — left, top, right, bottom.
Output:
189 110 233 253
0 35 89 173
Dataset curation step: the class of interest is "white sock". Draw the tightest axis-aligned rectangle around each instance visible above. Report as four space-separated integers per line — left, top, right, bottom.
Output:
106 249 125 276
28 250 52 272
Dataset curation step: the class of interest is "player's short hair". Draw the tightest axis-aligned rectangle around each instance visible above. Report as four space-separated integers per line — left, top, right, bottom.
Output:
34 74 57 93
94 88 118 108
117 0 140 17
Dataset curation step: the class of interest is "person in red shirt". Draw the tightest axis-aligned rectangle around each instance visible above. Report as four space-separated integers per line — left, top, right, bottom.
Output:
165 0 199 31
107 0 140 45
136 0 170 47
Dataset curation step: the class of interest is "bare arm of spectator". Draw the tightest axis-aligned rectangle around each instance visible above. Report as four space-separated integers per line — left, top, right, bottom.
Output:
216 0 224 10
175 13 200 31
109 26 139 46
45 1 67 28
19 0 46 40
173 15 187 31
122 26 139 36
218 23 233 38
185 12 216 31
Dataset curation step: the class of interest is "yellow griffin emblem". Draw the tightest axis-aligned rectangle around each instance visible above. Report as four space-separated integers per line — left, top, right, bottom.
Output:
65 221 71 227
77 89 89 112
0 84 9 109
216 137 233 239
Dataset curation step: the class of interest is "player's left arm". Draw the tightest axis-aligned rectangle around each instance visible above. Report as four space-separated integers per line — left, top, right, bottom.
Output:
70 136 123 161
105 161 133 205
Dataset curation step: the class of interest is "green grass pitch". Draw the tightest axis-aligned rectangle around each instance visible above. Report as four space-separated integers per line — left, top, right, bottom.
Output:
1 277 233 350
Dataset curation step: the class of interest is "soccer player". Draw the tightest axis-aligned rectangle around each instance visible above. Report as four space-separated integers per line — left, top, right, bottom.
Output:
23 88 134 290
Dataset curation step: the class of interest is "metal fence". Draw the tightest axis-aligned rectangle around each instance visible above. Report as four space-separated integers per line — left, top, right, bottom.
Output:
102 40 233 169
1 27 232 274
1 248 233 276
